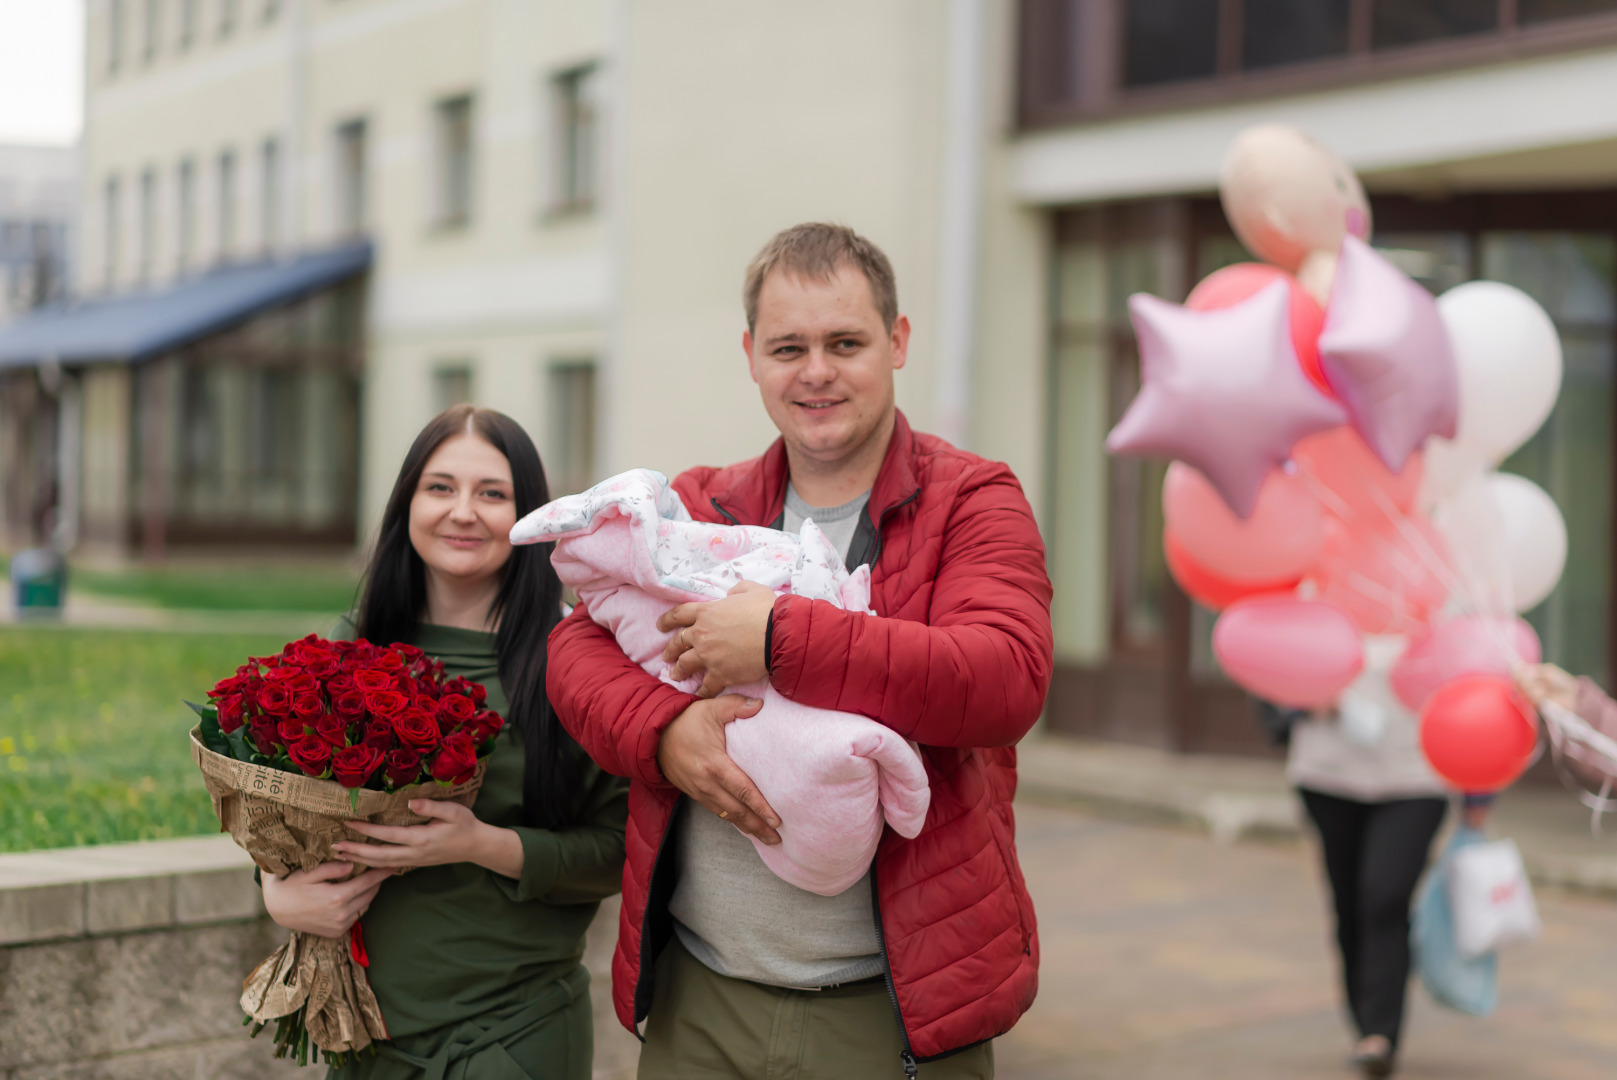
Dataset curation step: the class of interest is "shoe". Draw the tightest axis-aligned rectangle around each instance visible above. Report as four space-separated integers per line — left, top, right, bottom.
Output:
1351 1035 1395 1078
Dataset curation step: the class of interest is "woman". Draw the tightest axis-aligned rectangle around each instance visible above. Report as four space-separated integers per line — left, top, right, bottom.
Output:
1286 641 1450 1079
260 405 628 1080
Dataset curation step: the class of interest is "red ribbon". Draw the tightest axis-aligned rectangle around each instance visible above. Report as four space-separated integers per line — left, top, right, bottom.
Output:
349 922 370 968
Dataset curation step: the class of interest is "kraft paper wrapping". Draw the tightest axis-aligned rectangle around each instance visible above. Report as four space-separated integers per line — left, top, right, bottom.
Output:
190 729 485 1055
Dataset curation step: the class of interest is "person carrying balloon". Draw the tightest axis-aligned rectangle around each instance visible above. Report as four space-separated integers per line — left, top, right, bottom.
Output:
1109 124 1567 1077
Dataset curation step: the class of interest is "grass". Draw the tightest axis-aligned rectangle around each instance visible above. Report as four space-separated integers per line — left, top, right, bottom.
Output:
0 625 296 852
69 563 361 613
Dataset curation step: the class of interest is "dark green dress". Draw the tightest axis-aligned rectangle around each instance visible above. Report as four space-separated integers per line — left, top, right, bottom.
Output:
330 618 628 1080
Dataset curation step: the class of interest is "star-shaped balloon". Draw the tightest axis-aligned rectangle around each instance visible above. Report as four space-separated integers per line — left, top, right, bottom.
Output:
1107 280 1347 518
1318 236 1459 472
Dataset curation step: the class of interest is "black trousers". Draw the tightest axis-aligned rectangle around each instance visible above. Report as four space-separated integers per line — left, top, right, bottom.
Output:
1298 788 1448 1048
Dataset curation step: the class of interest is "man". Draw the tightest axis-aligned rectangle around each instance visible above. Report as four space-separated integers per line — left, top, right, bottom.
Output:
548 223 1053 1078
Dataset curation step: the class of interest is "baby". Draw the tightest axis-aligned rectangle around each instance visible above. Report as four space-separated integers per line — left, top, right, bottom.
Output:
510 469 931 897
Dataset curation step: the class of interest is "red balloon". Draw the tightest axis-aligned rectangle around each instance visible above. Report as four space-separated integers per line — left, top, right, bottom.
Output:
1307 513 1448 636
1188 263 1329 395
1162 462 1325 582
1163 530 1300 611
1418 674 1539 791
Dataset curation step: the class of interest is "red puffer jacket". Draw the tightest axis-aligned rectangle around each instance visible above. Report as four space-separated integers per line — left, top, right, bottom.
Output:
547 411 1054 1068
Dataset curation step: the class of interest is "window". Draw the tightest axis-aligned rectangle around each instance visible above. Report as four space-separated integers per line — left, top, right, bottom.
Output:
334 119 368 235
262 0 280 23
217 148 237 257
547 361 597 495
550 64 601 212
260 136 280 252
138 167 158 281
179 0 197 49
1244 0 1352 70
1521 0 1617 20
1123 0 1219 88
103 175 122 287
1372 0 1499 49
219 0 237 38
176 157 196 270
109 0 125 74
434 95 475 228
143 0 161 64
432 364 474 413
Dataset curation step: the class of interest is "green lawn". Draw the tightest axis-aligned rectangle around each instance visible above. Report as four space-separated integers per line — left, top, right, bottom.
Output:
69 563 361 613
0 625 297 852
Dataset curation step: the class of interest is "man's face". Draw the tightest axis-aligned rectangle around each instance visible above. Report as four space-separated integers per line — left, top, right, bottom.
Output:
743 264 909 470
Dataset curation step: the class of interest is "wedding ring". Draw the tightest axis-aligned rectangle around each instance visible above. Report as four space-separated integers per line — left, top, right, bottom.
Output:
718 810 729 819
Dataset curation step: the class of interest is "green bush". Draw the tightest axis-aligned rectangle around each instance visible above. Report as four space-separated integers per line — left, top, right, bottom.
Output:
70 564 361 613
0 626 295 852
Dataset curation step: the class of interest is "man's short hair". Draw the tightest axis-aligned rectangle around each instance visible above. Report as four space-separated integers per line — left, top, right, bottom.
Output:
743 223 899 333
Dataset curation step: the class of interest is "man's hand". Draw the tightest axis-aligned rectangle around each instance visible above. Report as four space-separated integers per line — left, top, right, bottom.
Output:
656 694 780 844
659 580 776 697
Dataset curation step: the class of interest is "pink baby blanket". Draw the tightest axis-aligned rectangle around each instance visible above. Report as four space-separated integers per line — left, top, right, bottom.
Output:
510 468 931 897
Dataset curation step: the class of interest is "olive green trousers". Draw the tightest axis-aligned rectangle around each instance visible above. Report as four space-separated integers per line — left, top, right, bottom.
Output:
330 965 592 1080
638 937 994 1080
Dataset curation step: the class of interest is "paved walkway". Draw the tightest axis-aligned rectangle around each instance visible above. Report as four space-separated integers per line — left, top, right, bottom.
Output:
997 801 1617 1080
1017 734 1617 896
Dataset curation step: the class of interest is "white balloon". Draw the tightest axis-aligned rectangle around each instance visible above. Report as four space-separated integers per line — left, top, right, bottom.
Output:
1418 434 1489 510
1436 282 1562 464
1433 472 1567 615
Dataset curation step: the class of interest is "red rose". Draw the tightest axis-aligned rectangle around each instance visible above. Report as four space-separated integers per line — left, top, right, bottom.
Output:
394 709 441 750
216 693 246 733
332 689 367 720
257 683 293 716
287 735 332 777
363 718 395 752
396 644 425 662
211 673 247 697
439 693 475 724
375 650 405 672
266 665 303 684
471 710 505 743
429 732 478 784
384 747 423 787
331 744 384 788
315 715 350 749
365 689 409 719
286 672 318 696
248 717 280 756
353 668 393 693
292 693 325 722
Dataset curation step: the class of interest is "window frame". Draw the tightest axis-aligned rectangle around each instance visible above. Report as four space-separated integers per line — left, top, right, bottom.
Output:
547 63 602 217
1019 0 1617 128
432 94 477 230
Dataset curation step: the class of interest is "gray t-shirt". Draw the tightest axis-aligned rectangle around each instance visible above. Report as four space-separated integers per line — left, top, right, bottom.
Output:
668 484 883 988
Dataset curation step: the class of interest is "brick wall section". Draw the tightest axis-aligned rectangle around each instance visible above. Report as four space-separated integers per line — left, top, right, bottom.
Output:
0 837 638 1080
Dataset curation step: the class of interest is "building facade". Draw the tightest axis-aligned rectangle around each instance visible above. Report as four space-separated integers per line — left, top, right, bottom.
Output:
12 0 1617 753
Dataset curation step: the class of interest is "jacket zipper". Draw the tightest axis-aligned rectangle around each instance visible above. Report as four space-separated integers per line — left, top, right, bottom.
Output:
867 488 920 570
709 497 741 526
633 797 683 1039
870 864 918 1079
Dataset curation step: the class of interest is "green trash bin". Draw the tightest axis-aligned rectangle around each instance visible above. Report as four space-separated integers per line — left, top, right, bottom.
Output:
10 548 67 616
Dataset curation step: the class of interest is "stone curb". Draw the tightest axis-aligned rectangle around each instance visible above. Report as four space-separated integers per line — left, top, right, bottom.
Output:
0 836 263 946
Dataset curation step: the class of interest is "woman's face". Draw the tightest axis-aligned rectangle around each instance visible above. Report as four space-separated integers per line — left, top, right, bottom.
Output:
408 433 517 588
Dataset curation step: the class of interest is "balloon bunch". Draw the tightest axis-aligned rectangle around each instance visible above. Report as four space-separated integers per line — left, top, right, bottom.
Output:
1107 124 1566 794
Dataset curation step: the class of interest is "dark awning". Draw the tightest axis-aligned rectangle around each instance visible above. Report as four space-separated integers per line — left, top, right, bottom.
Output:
0 240 372 368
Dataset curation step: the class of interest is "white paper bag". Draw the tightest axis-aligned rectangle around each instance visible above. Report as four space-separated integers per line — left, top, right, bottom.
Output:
1447 838 1541 960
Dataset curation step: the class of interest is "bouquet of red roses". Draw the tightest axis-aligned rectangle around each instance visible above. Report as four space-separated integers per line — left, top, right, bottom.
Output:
187 634 504 1066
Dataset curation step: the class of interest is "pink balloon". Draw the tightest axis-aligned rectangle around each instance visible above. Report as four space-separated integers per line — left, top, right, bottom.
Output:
1213 597 1366 708
1318 237 1460 472
1391 616 1542 712
1107 282 1346 518
1308 514 1449 636
1292 426 1423 520
1162 462 1325 582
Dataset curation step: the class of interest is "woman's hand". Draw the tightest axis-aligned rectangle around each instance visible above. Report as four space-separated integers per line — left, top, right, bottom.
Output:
261 862 393 939
1517 662 1579 710
332 799 525 880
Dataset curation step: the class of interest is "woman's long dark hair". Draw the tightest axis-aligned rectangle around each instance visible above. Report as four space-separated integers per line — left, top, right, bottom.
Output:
355 405 575 829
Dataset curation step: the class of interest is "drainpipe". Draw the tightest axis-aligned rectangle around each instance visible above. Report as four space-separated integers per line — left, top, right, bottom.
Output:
933 0 987 450
54 365 81 553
